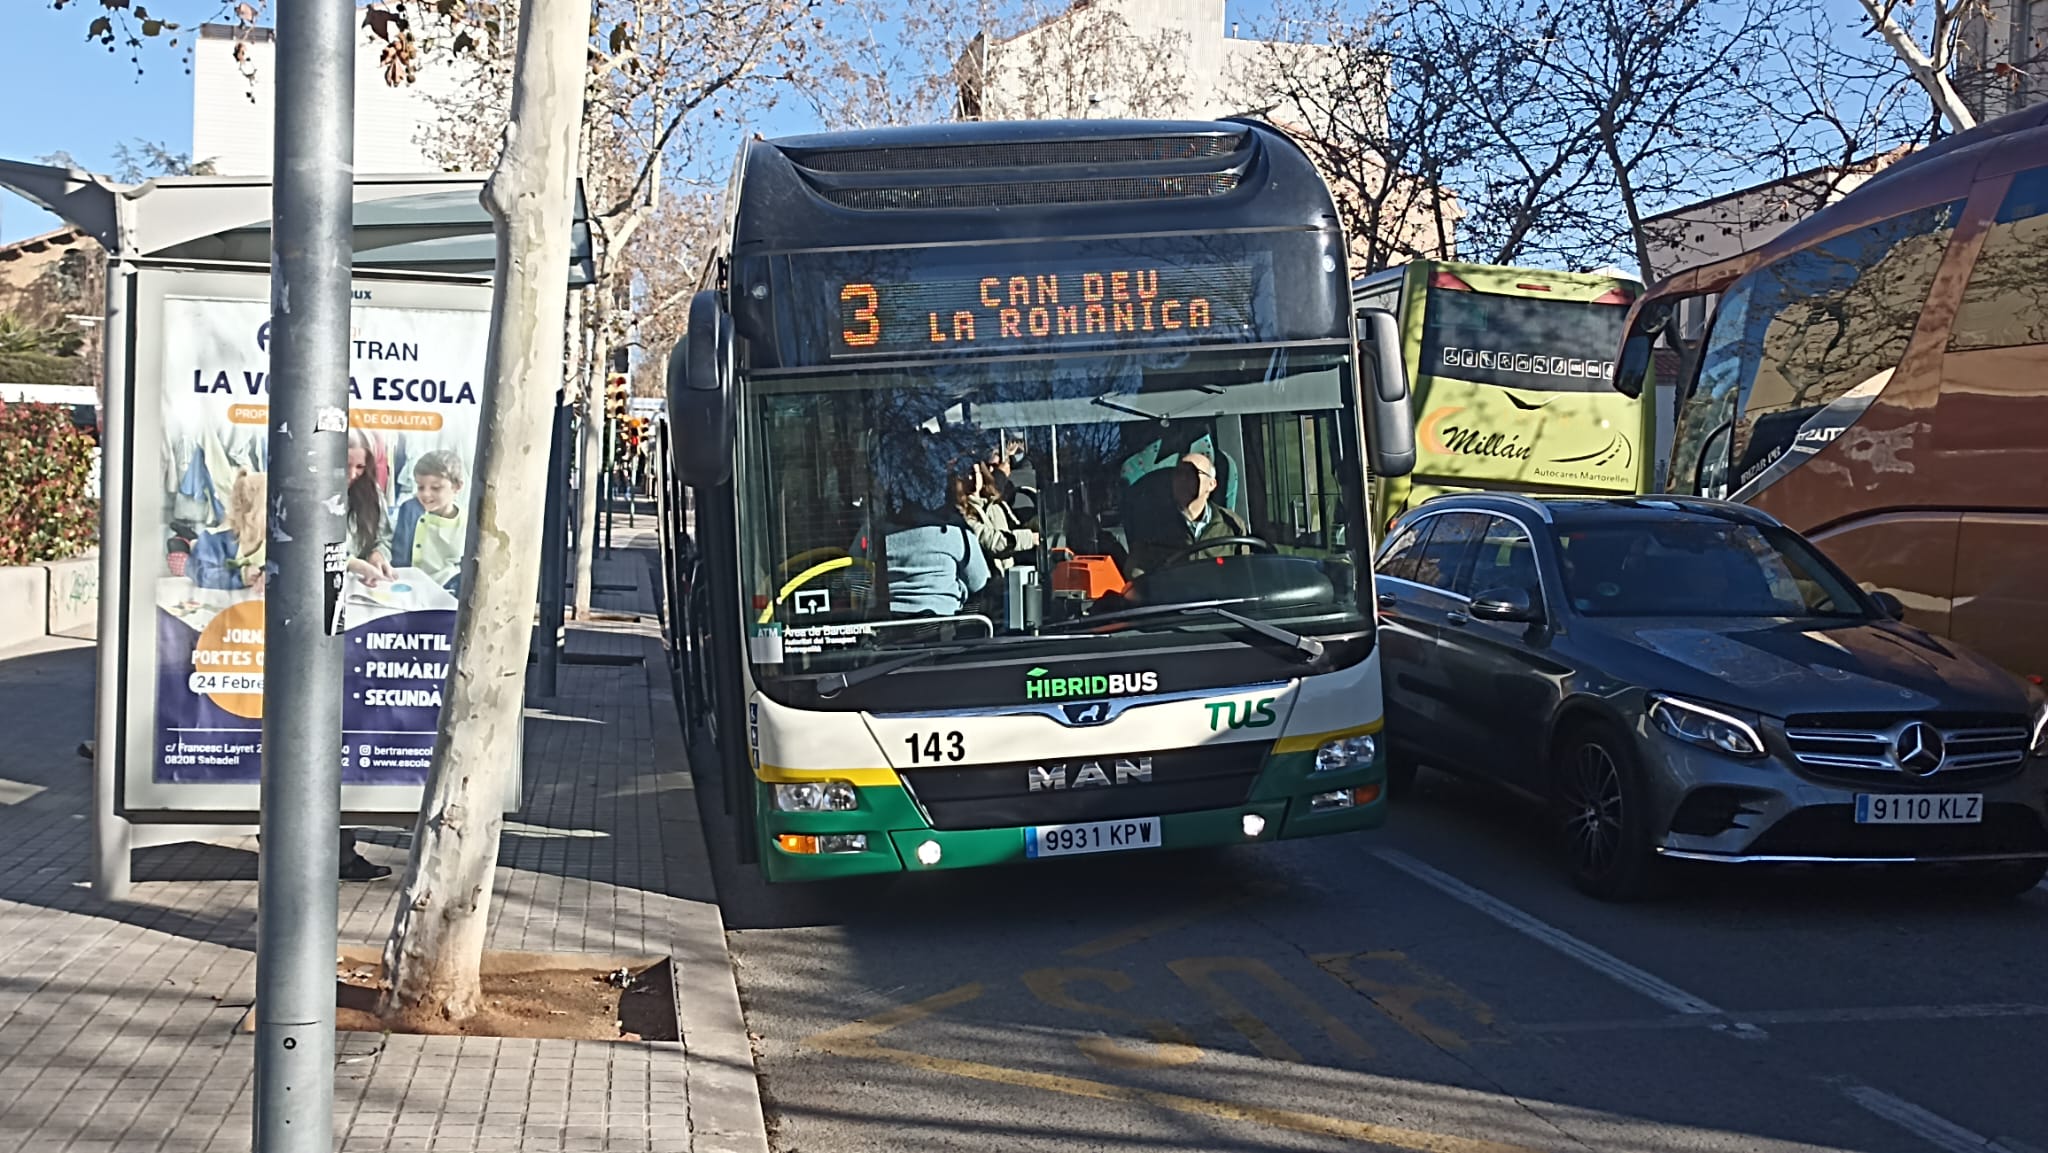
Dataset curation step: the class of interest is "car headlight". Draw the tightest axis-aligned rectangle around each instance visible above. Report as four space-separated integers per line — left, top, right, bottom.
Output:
1647 695 1765 758
2030 698 2048 758
774 780 859 812
1314 733 1379 773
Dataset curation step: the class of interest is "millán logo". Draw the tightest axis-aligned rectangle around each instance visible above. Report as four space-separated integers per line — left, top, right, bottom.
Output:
1024 666 1160 702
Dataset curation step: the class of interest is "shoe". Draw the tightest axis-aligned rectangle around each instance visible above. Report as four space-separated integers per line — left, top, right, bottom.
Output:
340 855 394 882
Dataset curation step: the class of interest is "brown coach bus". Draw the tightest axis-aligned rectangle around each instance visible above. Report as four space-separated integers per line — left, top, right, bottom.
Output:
1613 104 2048 683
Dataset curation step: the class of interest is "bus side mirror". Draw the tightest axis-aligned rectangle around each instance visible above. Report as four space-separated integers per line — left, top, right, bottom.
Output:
1614 301 1670 400
666 290 737 488
1355 306 1415 478
1616 334 1650 400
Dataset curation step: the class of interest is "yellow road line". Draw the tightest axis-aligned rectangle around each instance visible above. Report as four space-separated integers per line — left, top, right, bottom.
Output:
803 983 1542 1153
1022 968 1204 1068
1318 951 1506 1054
1062 893 1247 959
1169 956 1373 1062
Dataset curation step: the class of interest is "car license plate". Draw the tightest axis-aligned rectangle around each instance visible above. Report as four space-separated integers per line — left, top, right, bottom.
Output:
1026 817 1161 859
1854 793 1983 824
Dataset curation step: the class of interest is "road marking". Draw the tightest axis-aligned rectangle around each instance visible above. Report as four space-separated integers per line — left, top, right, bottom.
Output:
1318 950 1505 1052
804 983 1543 1153
0 778 46 806
1020 967 1202 1068
1838 1080 2031 1153
1373 849 1760 1035
1062 894 1246 959
1523 1002 2048 1035
1168 956 1373 1062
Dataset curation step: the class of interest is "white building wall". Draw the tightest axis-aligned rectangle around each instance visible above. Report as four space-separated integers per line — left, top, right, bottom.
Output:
192 23 470 177
976 0 1334 122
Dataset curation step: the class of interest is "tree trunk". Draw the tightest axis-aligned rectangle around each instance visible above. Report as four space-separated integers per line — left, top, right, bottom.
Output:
381 0 588 1027
1855 0 1977 133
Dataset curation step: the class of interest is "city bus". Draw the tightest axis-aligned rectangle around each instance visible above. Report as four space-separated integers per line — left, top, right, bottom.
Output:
1613 103 2048 681
658 118 1417 881
1351 261 1647 527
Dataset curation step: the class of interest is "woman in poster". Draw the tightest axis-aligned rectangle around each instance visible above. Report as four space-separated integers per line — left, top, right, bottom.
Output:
346 429 397 585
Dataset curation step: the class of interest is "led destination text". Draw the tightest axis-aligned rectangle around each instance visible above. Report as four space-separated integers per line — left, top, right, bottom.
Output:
830 261 1256 356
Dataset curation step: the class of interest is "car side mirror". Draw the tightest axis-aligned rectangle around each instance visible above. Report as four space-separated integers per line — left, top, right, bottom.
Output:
1354 306 1416 478
1469 586 1541 624
666 290 737 488
1868 590 1906 621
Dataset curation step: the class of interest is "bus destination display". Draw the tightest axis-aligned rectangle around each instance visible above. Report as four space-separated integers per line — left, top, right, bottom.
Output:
829 261 1259 357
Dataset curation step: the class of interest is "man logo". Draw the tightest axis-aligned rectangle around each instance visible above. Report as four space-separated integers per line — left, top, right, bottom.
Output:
1061 701 1110 726
1026 756 1153 792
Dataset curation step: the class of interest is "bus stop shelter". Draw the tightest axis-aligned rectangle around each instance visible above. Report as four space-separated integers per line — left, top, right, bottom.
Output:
0 159 591 899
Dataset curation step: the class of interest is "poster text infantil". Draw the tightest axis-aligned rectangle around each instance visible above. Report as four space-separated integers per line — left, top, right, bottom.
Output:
154 297 490 786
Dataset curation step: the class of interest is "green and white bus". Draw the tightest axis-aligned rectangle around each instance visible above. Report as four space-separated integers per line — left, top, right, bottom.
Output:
659 118 1417 882
1351 261 1648 525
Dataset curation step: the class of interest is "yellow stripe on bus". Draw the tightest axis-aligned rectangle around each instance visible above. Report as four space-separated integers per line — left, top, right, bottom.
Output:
1271 719 1385 755
755 763 901 787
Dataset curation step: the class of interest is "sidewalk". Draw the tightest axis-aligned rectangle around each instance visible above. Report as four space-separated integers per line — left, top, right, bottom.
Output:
0 537 767 1153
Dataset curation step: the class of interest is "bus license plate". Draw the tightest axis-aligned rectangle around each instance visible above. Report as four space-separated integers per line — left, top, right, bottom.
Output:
1026 817 1161 859
1854 793 1983 824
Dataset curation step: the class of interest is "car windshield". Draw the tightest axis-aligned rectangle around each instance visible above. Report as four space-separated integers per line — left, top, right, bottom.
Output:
738 347 1369 672
1553 519 1866 618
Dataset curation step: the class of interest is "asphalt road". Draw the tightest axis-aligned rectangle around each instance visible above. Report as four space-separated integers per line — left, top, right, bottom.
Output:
704 767 2048 1153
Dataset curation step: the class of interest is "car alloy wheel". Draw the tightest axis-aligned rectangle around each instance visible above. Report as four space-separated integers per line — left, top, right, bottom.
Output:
1555 723 1661 901
1564 743 1625 876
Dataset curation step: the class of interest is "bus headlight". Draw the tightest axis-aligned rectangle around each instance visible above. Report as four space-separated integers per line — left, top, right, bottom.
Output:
774 780 860 812
1314 733 1379 773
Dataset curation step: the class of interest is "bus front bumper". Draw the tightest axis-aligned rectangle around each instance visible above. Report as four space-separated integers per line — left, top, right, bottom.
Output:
759 785 1387 883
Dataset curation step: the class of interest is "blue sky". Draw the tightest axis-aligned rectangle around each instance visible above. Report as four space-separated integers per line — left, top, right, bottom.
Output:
1 2 204 241
0 1 1293 243
2 0 1910 247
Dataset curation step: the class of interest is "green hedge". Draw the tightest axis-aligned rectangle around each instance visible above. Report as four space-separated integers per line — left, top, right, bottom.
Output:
0 350 87 386
0 402 98 565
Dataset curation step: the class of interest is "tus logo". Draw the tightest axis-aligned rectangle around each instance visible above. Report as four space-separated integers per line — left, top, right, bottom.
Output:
1206 697 1278 731
1024 666 1159 702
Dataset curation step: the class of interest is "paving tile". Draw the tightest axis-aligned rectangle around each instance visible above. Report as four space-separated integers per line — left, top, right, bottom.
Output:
0 541 759 1153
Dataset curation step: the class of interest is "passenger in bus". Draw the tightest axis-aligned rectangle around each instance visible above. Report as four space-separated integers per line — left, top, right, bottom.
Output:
1128 452 1249 574
960 460 1038 577
852 475 992 618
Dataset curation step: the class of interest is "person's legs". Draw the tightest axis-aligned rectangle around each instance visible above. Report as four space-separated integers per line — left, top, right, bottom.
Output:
339 826 392 882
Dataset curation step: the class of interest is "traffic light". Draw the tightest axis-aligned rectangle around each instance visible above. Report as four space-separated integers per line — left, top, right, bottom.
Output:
605 373 628 423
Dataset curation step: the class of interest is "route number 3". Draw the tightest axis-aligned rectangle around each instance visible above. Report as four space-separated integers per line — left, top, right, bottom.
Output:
841 283 881 347
905 731 966 764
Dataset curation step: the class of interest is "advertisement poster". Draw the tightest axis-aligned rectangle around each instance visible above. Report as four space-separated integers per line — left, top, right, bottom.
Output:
153 296 490 787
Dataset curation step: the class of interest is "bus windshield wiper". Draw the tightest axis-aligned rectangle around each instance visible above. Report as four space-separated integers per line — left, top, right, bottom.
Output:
1040 598 1257 633
1179 605 1327 665
1045 600 1326 665
815 646 968 697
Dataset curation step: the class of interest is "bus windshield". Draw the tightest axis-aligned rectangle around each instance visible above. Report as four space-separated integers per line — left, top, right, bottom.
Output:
739 347 1368 671
1420 289 1625 395
1363 263 1645 515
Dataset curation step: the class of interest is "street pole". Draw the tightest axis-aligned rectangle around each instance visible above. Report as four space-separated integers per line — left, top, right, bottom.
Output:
256 0 353 1148
534 392 569 699
602 411 615 554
